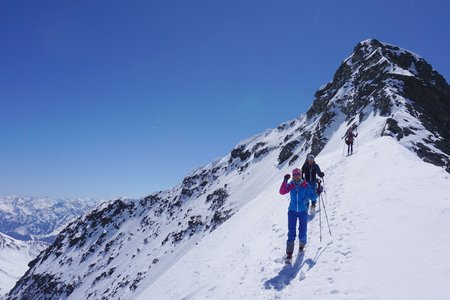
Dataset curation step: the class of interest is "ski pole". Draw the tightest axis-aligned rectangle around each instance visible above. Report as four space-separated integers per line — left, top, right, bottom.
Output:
320 194 332 237
356 130 359 152
317 178 326 204
319 195 322 242
321 178 327 205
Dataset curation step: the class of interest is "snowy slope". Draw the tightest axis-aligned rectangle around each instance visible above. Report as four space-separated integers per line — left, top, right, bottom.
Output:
138 135 450 300
0 233 48 296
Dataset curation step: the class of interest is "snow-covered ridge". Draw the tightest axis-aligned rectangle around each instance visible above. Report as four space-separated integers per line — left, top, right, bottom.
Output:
5 39 450 299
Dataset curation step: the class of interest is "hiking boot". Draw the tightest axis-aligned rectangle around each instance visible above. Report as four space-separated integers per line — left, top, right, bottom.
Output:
286 241 295 256
299 241 306 252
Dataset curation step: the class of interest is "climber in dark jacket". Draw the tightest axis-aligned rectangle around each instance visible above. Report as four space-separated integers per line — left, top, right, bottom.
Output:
343 127 358 155
301 154 324 212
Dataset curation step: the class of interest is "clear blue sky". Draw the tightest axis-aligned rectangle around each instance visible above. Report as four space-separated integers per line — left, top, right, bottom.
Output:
1 0 449 199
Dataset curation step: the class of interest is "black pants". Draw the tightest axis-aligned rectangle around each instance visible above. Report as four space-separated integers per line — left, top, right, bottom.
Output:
347 141 354 153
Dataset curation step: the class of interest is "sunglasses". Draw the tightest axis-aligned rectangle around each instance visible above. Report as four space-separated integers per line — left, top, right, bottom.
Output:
293 173 302 176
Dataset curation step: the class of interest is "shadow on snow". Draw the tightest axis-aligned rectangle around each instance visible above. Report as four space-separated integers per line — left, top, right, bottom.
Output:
263 242 331 291
263 253 305 291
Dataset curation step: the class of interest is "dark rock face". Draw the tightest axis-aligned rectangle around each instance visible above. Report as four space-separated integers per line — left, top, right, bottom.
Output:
6 273 75 300
252 142 272 160
278 140 300 164
402 76 450 171
230 145 252 162
207 209 234 232
226 142 275 173
382 118 404 140
413 142 450 171
304 39 450 171
206 188 229 211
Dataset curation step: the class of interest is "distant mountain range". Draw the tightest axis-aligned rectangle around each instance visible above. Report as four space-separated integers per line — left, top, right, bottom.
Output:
0 196 100 243
0 196 101 296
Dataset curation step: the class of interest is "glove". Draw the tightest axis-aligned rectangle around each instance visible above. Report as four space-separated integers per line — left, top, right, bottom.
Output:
319 172 324 177
317 186 323 195
284 174 291 181
300 179 307 188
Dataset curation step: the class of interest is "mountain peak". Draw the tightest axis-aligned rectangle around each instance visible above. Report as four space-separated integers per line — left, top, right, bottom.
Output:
307 39 450 170
356 38 385 50
346 39 422 75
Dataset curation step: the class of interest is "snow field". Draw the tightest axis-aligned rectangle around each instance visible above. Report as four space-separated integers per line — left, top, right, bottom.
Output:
137 137 450 300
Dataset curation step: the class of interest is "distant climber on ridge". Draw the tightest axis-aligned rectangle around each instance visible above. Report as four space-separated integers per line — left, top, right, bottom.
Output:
301 154 324 213
279 168 316 261
343 127 358 155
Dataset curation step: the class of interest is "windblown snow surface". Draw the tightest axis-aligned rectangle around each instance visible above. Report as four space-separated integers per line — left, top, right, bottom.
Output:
136 116 450 300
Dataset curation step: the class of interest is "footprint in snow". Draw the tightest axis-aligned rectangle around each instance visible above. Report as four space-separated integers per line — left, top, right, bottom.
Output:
299 271 306 281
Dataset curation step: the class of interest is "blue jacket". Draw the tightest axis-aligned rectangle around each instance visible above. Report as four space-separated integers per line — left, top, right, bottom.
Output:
279 179 315 212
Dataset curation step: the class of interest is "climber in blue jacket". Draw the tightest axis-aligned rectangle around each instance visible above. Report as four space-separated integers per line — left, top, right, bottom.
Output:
279 168 316 259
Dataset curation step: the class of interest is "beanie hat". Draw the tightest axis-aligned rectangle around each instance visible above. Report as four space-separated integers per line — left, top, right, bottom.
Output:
292 168 301 176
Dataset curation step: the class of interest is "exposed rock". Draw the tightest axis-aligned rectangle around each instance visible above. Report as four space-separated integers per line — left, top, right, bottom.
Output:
230 145 252 162
278 140 300 164
206 188 229 211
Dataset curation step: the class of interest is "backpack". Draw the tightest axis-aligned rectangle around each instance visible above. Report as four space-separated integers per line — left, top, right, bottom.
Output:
346 131 354 143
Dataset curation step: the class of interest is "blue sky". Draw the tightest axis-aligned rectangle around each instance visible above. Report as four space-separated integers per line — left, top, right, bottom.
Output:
1 0 449 199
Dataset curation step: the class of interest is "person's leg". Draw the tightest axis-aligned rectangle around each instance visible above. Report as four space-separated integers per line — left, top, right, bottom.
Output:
310 181 318 207
286 211 297 254
298 211 308 247
350 141 353 153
